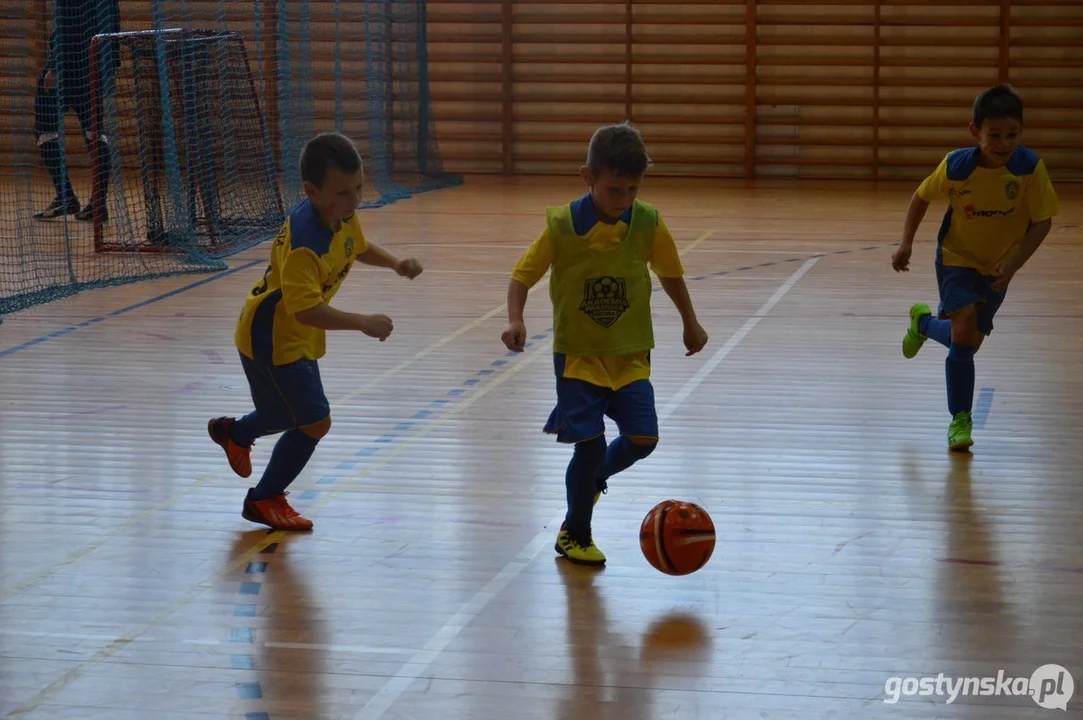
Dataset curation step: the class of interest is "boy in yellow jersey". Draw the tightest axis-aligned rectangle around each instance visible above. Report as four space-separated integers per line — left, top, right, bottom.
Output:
502 123 709 566
892 85 1059 451
208 132 423 530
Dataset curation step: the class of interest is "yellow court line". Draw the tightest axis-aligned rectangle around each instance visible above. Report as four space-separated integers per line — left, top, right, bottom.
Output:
0 238 551 608
3 229 715 716
3 333 557 720
0 228 715 609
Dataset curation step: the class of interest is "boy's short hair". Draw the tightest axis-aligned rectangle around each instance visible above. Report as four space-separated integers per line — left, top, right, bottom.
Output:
973 84 1023 128
586 122 653 178
300 132 363 187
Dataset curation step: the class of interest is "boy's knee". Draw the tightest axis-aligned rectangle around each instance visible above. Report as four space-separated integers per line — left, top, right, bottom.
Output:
300 416 331 440
949 308 981 346
626 435 657 458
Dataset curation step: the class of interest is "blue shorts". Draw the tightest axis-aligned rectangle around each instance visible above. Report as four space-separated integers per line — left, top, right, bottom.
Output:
238 352 330 432
935 261 1007 336
543 354 659 444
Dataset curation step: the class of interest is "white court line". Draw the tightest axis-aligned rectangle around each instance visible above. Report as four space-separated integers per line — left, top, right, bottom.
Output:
0 629 415 656
387 242 821 255
350 256 821 720
659 257 819 418
679 247 825 255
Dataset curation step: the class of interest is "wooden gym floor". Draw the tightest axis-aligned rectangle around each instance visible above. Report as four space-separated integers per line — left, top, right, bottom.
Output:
1 178 1082 719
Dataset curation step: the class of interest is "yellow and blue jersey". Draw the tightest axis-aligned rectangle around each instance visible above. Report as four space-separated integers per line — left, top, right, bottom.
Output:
235 199 368 366
512 193 684 390
918 146 1059 274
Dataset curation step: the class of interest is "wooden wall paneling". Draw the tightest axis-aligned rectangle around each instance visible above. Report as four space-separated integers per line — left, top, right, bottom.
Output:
625 0 633 123
630 1 747 178
501 0 513 175
11 1 1080 182
1009 1 1083 180
426 0 504 174
745 0 757 179
510 1 625 175
0 1 49 166
754 1 877 180
876 2 1001 180
872 1 881 178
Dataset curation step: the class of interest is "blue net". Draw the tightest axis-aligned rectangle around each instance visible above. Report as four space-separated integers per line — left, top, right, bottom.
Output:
0 0 460 315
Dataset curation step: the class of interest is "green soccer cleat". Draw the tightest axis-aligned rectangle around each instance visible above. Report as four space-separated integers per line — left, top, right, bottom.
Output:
555 529 606 566
948 411 974 452
903 302 933 359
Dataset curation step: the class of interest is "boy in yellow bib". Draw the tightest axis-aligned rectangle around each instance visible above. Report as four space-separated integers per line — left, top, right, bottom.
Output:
892 85 1059 451
502 123 709 565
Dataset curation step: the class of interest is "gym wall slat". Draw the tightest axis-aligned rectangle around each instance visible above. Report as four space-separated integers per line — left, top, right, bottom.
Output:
1009 2 1083 179
20 3 1080 182
426 1 504 173
755 1 876 179
426 1 1083 181
3 1 54 166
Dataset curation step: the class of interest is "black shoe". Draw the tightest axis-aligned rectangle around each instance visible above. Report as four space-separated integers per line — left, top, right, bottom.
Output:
34 195 81 220
75 201 107 222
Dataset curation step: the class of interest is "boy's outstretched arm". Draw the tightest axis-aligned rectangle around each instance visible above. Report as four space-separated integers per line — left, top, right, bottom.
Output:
358 242 423 279
659 276 708 356
295 303 394 341
892 191 931 272
502 279 529 352
281 244 394 340
992 218 1052 291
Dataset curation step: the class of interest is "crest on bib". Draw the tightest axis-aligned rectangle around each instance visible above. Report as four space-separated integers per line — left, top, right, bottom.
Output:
579 276 629 328
1005 180 1020 200
344 236 356 258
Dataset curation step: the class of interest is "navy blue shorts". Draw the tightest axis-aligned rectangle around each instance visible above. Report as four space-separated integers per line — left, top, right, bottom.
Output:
543 354 659 444
935 261 1007 336
238 352 330 432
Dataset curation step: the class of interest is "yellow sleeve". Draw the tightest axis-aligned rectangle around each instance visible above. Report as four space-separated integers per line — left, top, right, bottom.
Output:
1026 160 1060 222
916 156 949 202
510 228 554 288
280 247 325 316
649 216 684 278
349 217 370 258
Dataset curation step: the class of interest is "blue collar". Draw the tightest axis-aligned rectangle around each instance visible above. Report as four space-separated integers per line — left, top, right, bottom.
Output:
570 193 632 236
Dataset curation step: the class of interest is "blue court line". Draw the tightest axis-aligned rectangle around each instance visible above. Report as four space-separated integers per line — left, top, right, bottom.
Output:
209 246 862 715
230 541 276 712
0 259 263 359
2 244 885 361
972 387 995 429
287 246 885 503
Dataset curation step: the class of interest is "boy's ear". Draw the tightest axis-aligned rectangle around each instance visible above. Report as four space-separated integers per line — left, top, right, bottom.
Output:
968 121 981 141
579 165 593 186
302 180 319 201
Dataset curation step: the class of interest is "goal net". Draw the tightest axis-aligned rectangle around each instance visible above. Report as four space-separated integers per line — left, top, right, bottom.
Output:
0 1 460 316
91 28 284 254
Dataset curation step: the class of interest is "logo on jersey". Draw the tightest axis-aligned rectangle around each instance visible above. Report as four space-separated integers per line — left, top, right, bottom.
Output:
1005 180 1020 200
344 236 355 258
580 276 629 328
322 262 353 293
963 205 1015 221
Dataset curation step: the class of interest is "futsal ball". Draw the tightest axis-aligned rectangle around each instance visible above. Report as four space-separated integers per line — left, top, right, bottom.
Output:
639 500 716 575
